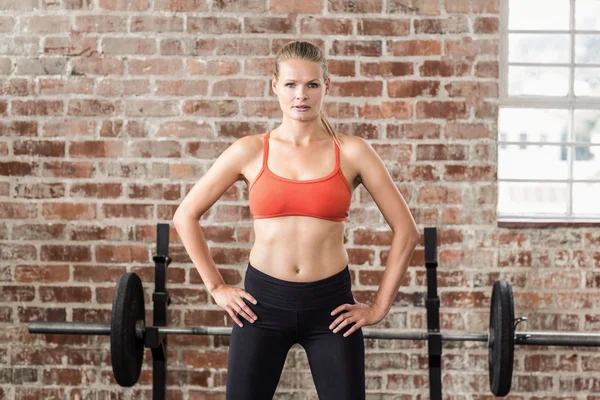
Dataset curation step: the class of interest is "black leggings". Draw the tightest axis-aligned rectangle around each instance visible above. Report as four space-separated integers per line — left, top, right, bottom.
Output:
226 262 365 400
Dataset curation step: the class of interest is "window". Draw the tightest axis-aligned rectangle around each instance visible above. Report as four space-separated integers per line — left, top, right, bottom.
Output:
498 0 600 222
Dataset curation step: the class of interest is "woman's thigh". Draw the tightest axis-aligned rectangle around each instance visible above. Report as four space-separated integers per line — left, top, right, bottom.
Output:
298 305 366 400
226 299 297 400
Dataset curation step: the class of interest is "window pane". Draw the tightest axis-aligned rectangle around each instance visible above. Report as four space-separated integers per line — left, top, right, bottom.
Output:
509 34 569 63
573 183 600 214
576 0 600 30
509 0 569 31
508 66 569 96
499 144 569 180
498 182 569 215
575 34 600 64
499 108 569 143
574 110 600 143
573 145 600 180
575 68 600 97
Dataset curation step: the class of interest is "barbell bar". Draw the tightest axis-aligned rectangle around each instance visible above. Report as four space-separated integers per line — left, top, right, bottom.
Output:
28 322 600 346
27 272 600 398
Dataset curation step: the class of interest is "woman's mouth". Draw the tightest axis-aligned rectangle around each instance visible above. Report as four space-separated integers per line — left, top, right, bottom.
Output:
294 106 310 111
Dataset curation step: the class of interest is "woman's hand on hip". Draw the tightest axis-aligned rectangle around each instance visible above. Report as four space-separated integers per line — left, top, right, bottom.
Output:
211 284 258 327
329 301 387 337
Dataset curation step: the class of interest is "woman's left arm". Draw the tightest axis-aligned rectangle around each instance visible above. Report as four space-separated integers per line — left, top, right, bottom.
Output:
330 136 420 336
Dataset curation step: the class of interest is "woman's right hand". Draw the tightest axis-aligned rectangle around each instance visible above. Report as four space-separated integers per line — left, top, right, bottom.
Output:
210 284 258 327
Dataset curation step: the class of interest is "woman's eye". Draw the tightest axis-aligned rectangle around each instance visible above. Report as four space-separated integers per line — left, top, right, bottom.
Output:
285 83 318 88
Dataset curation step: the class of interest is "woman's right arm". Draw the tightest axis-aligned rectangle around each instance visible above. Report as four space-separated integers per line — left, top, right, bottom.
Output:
173 136 258 326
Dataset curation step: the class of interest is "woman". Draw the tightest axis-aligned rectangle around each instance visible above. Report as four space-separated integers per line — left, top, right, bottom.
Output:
174 41 420 400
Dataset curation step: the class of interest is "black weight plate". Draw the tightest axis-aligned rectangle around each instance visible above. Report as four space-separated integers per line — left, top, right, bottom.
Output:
488 279 515 397
111 272 145 387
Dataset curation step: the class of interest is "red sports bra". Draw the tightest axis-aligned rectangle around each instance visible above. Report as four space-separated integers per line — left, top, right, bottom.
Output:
249 131 352 222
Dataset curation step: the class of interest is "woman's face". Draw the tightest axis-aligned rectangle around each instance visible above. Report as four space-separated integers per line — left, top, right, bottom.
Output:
272 59 329 122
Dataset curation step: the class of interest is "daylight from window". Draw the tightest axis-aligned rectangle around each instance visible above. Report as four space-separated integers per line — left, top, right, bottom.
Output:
498 0 600 221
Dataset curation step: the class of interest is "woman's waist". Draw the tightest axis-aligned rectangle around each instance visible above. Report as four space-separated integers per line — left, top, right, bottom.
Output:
249 243 348 279
243 261 353 310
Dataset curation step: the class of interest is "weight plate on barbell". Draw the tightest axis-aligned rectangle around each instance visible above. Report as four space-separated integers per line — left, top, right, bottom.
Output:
111 272 145 387
488 279 515 397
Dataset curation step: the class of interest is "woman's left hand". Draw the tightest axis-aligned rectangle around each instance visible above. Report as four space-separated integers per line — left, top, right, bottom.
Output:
329 301 387 337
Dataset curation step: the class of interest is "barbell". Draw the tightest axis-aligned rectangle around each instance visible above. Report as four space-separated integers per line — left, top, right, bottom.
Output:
28 271 600 397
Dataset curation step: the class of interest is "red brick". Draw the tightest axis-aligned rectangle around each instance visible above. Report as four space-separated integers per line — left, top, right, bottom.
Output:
13 140 65 157
387 0 440 15
445 122 490 139
0 121 37 136
0 161 35 176
74 15 127 32
99 0 150 10
271 0 322 13
41 203 96 220
128 59 183 75
416 101 468 119
70 183 122 198
43 36 98 57
11 100 63 116
0 285 35 301
419 59 472 77
357 101 412 120
330 40 382 57
216 122 268 139
0 79 33 95
183 100 238 117
244 16 295 33
331 81 383 97
71 56 124 75
445 37 498 57
416 144 467 160
128 140 181 157
388 80 439 98
69 140 123 157
102 38 155 54
95 245 148 263
243 100 282 118
12 223 66 240
329 0 382 12
388 40 441 56
156 121 212 139
17 307 66 323
413 16 468 34
39 78 93 95
14 265 69 283
102 203 153 219
68 99 118 116
444 81 498 105
0 202 37 219
217 38 269 56
97 78 150 96
361 61 413 77
40 245 91 262
300 17 352 35
42 161 93 178
14 182 65 199
131 16 183 32
417 185 462 204
358 18 410 36
444 165 495 181
474 17 499 33
475 61 499 78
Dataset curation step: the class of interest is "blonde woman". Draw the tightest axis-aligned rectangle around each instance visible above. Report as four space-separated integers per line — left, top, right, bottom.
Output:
174 41 419 399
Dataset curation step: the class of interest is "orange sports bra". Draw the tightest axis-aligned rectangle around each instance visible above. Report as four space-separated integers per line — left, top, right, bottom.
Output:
249 131 352 222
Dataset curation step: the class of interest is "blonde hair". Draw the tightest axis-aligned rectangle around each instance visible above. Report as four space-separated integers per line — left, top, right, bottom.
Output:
273 41 342 148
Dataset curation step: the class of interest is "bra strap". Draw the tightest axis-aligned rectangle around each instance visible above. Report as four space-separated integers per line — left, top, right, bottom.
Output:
334 138 340 169
262 131 270 167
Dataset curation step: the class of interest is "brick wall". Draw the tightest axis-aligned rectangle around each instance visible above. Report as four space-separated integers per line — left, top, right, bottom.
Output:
1 0 599 398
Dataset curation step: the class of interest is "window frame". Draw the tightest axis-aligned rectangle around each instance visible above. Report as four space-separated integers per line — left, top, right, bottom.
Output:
498 0 600 223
